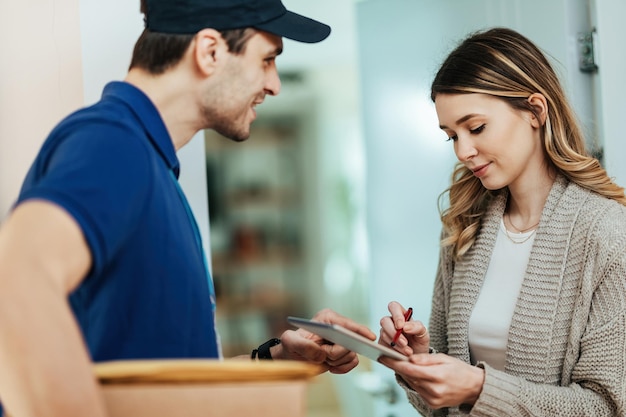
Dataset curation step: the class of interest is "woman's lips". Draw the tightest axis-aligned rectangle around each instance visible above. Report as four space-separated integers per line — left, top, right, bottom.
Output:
472 163 489 178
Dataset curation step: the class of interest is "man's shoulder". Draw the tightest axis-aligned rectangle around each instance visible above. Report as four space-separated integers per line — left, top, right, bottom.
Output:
40 100 152 166
57 95 140 134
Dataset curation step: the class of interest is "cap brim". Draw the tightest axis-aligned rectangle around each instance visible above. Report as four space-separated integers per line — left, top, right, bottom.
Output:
254 11 331 43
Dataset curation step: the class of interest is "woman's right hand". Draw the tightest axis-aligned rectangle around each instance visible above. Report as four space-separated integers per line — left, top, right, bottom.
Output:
379 301 431 355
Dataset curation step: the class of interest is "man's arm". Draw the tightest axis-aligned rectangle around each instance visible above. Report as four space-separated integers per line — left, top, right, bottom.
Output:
0 200 107 417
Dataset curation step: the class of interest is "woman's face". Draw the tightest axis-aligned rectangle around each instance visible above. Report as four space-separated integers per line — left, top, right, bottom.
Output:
435 93 546 191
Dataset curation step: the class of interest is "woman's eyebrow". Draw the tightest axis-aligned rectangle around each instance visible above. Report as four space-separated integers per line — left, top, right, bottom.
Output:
439 113 481 129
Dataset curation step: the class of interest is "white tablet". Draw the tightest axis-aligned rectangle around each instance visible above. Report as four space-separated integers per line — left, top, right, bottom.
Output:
287 316 409 362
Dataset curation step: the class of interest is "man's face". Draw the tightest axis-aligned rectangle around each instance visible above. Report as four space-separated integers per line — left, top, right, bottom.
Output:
202 31 283 141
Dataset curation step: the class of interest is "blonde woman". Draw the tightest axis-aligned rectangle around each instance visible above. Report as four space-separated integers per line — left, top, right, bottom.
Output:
379 27 626 416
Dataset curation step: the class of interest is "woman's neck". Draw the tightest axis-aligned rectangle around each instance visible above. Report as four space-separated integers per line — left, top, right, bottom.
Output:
506 169 556 229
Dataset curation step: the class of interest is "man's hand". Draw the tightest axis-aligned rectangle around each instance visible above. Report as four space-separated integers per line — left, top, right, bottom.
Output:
271 309 376 374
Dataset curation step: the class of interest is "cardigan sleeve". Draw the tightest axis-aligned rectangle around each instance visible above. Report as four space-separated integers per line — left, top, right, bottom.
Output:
469 238 626 416
471 316 625 415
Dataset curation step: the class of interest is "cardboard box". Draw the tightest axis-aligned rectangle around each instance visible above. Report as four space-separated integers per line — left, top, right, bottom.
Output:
95 359 321 417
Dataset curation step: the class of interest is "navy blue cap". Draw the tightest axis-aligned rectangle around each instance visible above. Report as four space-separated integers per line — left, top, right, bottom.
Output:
145 0 331 43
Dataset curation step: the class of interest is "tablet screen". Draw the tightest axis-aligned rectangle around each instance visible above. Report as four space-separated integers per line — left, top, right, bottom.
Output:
287 316 409 362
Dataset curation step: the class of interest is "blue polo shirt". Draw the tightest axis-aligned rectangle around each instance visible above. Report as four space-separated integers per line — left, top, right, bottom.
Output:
16 82 220 361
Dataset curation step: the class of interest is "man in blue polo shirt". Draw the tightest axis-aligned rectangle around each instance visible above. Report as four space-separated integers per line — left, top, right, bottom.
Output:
0 1 376 415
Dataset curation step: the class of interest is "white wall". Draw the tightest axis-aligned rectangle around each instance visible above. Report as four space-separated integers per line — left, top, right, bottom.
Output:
78 1 143 104
0 0 84 220
592 0 626 186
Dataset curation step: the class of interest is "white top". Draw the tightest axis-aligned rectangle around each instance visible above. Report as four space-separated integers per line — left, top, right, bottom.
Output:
468 218 535 370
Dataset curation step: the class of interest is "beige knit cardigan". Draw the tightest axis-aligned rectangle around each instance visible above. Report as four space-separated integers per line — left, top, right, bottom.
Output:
401 176 626 416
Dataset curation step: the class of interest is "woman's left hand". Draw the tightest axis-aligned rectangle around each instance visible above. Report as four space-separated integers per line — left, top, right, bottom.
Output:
379 353 485 409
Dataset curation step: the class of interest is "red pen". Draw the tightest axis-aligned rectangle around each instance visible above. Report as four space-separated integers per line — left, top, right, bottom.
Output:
390 307 413 347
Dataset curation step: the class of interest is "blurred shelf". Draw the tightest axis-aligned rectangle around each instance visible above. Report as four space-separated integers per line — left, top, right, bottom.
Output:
212 250 301 272
225 189 300 207
216 292 302 315
205 116 310 357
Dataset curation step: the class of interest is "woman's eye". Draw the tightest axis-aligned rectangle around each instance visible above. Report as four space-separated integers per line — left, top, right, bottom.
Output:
446 135 458 142
470 124 485 134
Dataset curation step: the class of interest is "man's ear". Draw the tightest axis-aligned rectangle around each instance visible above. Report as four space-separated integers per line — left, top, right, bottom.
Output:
193 28 225 77
527 93 548 128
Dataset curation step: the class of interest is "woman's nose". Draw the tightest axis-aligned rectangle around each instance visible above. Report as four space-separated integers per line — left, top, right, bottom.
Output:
454 137 478 162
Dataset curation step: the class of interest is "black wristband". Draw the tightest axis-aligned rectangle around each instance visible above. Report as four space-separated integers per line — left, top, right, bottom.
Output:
251 338 281 360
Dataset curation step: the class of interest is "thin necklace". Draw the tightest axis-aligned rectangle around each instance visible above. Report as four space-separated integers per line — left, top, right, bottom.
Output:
506 213 539 233
503 225 536 244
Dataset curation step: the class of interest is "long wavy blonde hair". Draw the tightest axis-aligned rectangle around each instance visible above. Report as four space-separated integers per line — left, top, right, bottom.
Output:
431 27 626 259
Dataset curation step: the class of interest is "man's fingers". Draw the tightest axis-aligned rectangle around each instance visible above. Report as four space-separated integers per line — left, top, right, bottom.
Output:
281 329 326 362
320 341 350 361
327 356 359 374
311 309 376 340
318 342 360 373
